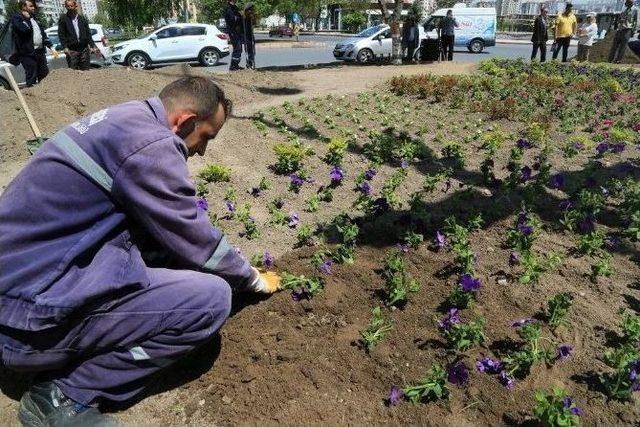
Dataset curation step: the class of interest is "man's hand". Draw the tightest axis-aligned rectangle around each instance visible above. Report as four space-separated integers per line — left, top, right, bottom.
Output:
64 48 70 55
21 10 30 18
248 267 281 293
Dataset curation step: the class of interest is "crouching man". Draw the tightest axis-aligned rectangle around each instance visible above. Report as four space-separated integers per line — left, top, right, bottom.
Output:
0 77 279 426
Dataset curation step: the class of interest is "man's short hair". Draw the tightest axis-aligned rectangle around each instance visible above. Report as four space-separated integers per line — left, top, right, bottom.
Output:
159 77 232 120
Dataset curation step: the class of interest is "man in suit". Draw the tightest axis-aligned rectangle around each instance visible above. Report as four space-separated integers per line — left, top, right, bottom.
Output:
10 0 52 86
531 6 549 62
57 0 99 70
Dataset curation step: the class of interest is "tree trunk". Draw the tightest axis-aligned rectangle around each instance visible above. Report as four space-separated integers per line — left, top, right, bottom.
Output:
391 0 403 64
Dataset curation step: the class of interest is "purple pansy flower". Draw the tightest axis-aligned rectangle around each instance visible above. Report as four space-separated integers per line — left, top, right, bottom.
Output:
364 168 377 181
578 215 595 234
498 371 515 390
510 318 533 327
263 251 274 269
563 397 582 416
274 198 285 209
596 142 610 155
372 197 390 214
557 344 573 360
628 360 639 381
196 197 208 211
517 138 533 149
290 173 305 190
387 386 404 406
521 166 532 182
329 166 344 184
225 200 235 213
438 308 461 330
476 357 504 374
291 288 310 301
435 230 447 250
320 259 332 275
612 143 626 154
518 223 534 236
447 361 469 386
460 274 481 292
550 174 565 189
509 252 521 266
288 211 299 228
400 159 409 169
574 142 584 150
357 181 371 195
396 243 410 254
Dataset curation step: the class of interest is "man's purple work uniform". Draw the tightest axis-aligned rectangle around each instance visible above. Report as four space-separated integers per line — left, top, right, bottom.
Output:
0 98 252 405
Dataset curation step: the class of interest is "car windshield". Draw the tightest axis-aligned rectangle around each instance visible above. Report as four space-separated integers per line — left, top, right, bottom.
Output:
356 25 385 38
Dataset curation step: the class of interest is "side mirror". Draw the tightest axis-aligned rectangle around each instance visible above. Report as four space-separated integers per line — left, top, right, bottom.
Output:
149 35 157 41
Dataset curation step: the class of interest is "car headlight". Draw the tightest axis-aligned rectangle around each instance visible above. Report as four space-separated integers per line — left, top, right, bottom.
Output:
345 44 354 50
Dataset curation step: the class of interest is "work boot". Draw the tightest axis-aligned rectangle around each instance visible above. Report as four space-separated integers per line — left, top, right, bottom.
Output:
18 381 117 427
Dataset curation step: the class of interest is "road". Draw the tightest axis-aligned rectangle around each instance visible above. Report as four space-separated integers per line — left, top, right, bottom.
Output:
200 34 577 71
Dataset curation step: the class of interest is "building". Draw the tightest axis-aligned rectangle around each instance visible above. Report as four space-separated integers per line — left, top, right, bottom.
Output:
80 0 98 19
38 0 65 26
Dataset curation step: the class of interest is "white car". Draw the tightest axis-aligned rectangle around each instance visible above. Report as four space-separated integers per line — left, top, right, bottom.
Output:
45 23 112 62
333 24 426 63
111 23 230 70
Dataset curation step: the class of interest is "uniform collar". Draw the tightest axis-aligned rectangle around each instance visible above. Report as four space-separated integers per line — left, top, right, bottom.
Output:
145 97 171 130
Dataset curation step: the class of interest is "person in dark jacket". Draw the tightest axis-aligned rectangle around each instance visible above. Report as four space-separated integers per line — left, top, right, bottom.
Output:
531 6 549 62
438 10 458 61
57 0 98 70
0 76 281 427
243 3 256 69
402 17 419 61
224 0 243 70
10 0 52 86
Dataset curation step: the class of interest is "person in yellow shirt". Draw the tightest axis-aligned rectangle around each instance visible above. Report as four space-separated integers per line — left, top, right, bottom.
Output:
553 2 577 62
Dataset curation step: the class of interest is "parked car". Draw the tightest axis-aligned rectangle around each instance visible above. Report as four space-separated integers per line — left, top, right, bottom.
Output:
45 23 112 61
422 5 496 53
333 24 426 63
269 26 293 37
111 23 230 70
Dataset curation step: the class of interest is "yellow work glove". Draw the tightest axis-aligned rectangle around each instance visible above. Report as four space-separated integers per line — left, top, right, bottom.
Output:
51 48 59 59
247 267 282 293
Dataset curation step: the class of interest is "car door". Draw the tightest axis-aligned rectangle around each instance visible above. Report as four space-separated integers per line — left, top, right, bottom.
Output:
150 26 182 61
370 28 392 58
177 26 207 59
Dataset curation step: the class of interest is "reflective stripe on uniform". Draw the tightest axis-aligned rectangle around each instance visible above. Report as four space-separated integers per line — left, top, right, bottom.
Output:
50 131 113 193
203 236 232 271
129 346 150 361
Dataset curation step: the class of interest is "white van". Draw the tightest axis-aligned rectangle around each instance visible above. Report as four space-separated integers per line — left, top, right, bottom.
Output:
423 5 496 53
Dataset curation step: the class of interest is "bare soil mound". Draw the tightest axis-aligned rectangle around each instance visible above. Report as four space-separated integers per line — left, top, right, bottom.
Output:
588 31 640 64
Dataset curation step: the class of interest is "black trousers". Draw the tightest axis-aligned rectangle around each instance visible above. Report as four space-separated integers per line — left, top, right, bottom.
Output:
230 36 243 70
66 47 91 70
531 41 547 62
405 40 417 61
21 49 49 87
552 37 571 62
441 35 454 61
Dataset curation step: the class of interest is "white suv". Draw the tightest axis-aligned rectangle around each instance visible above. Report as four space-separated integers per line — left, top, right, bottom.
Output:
111 23 230 69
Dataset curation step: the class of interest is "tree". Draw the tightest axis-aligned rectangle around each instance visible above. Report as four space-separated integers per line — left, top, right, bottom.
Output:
342 11 366 32
377 0 403 64
102 0 182 30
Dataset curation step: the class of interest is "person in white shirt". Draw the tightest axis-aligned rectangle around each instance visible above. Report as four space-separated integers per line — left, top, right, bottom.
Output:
577 13 598 61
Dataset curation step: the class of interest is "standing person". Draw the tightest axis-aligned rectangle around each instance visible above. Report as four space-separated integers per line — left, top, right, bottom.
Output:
531 6 549 62
0 76 281 426
224 0 244 71
243 3 256 69
402 17 419 62
577 13 598 61
608 0 639 63
439 9 458 61
10 0 52 87
552 2 577 62
58 0 99 71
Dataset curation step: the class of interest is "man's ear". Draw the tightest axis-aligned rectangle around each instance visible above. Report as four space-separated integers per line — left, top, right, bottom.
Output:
170 111 198 135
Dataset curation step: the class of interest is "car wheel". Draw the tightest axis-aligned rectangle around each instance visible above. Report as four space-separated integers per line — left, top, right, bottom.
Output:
127 52 149 70
468 39 484 53
356 48 374 64
199 48 220 67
